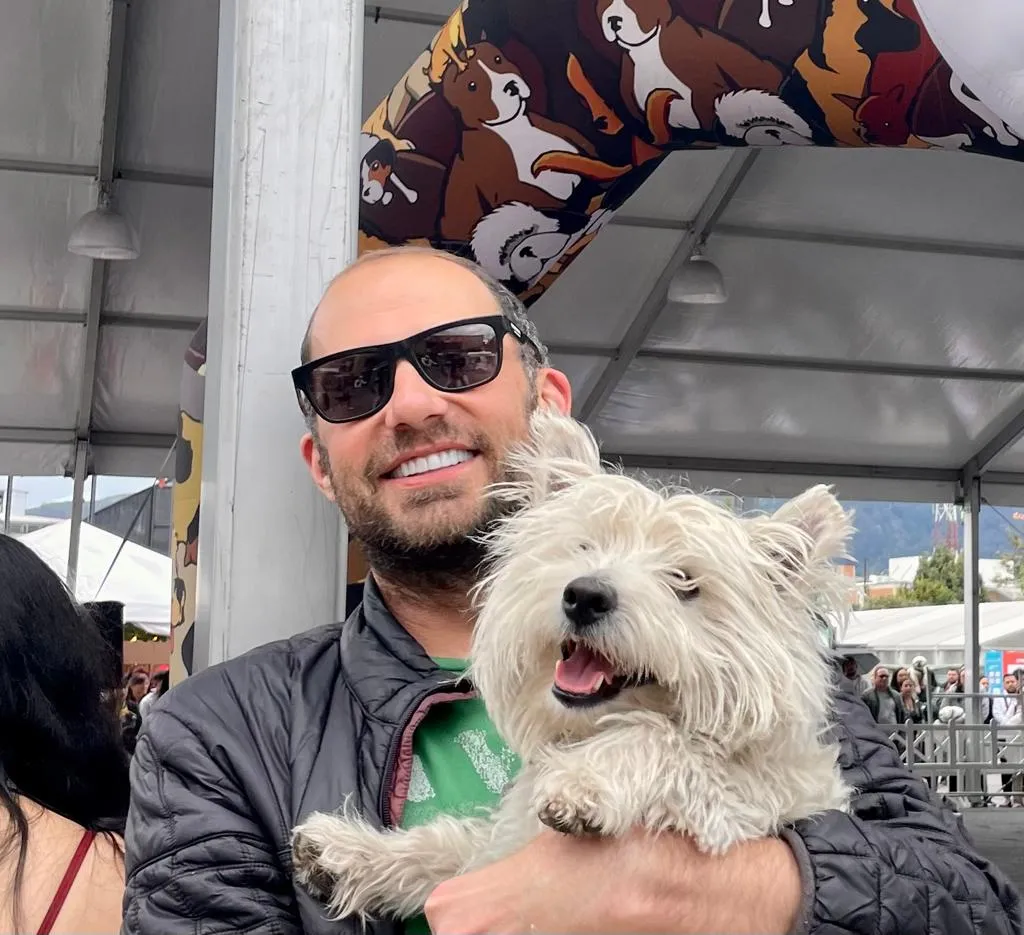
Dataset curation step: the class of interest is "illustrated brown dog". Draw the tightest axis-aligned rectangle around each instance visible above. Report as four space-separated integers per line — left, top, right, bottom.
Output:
593 0 791 144
437 40 629 243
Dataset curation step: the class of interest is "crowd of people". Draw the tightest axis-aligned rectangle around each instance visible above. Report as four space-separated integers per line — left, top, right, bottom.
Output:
852 656 1024 805
0 247 1019 934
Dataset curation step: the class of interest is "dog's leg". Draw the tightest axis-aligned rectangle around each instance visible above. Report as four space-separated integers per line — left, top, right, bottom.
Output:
567 53 624 135
291 809 493 922
645 89 680 145
530 717 688 839
531 151 631 182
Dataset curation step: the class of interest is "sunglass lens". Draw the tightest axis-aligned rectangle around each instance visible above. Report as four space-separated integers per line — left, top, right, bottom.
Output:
307 351 390 421
414 321 500 391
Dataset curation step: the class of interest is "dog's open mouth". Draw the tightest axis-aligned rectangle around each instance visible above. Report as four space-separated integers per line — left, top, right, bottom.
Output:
552 640 643 708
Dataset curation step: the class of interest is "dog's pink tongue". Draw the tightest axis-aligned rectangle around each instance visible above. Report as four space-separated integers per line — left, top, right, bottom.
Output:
554 646 616 694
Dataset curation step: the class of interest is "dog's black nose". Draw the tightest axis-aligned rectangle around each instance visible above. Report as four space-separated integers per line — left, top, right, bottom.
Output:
607 15 622 31
562 576 617 627
503 79 520 97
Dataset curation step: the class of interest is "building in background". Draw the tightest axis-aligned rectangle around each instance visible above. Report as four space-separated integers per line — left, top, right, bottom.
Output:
92 483 173 555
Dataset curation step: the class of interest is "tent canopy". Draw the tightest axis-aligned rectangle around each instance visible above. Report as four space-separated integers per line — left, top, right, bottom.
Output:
3 1 1024 506
847 601 1024 652
18 520 171 636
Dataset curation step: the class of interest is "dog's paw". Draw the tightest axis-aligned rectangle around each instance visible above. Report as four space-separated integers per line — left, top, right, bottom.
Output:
291 813 387 919
291 825 339 903
537 796 609 836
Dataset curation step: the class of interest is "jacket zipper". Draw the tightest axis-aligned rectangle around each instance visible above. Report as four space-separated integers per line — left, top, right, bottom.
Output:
379 677 473 828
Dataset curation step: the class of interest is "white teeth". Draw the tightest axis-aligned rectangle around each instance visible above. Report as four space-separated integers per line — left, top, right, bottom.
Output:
392 448 473 478
594 675 605 689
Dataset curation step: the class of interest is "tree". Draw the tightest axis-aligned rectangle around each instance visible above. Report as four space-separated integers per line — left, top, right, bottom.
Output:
862 545 986 609
998 530 1024 590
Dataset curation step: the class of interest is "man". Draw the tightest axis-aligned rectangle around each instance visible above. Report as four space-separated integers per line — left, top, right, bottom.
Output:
862 666 902 725
992 672 1023 807
123 247 1019 934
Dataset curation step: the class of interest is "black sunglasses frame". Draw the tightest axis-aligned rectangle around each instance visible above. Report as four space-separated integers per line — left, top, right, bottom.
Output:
291 314 540 424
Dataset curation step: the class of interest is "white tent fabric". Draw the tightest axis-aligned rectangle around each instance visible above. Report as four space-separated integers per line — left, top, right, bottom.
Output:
847 601 1024 651
17 520 170 636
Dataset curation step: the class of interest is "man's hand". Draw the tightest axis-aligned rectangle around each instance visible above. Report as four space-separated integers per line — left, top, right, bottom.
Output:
423 827 802 935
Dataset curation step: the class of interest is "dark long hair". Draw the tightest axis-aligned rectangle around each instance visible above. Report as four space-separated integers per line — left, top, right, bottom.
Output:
0 534 130 919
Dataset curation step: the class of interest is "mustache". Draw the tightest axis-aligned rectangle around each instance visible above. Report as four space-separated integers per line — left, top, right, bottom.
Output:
365 422 494 479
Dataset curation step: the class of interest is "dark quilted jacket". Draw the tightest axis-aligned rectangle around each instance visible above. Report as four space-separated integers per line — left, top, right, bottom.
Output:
123 579 1020 935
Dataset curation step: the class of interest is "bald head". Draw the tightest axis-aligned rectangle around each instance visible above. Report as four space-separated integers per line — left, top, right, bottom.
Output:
299 247 547 368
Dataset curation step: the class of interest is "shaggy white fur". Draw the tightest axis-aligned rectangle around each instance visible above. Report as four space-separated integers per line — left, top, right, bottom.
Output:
291 409 855 922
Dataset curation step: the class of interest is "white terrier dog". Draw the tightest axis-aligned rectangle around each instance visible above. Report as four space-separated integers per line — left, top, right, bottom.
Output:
291 409 854 921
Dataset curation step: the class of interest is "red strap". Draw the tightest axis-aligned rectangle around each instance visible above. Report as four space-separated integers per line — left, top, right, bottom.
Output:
36 830 96 935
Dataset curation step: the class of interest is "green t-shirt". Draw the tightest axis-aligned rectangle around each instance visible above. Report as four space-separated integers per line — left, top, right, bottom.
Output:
399 658 521 935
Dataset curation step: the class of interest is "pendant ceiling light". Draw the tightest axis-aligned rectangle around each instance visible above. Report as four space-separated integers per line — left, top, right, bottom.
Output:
68 182 139 261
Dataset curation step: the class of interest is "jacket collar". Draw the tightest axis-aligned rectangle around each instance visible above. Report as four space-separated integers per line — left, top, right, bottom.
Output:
337 575 457 723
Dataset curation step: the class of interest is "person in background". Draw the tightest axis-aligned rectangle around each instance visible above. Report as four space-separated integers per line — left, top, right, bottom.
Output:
992 673 1023 807
120 672 149 754
0 535 129 934
138 668 169 721
862 667 902 726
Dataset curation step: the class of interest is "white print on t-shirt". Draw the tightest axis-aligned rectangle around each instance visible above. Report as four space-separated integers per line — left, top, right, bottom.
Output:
455 729 518 795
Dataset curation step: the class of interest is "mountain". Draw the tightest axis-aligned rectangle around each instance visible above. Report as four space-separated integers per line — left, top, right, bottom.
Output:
748 499 1024 576
27 493 129 519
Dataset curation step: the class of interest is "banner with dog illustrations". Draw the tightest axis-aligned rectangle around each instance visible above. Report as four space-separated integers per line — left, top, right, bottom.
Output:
358 0 1024 299
171 0 1024 682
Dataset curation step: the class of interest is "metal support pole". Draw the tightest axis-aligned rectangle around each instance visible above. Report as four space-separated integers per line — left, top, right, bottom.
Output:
3 475 13 534
962 473 983 798
193 0 362 668
88 474 97 522
66 441 89 594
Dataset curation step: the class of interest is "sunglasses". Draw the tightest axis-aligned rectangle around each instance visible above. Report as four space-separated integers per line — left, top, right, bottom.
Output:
292 315 541 424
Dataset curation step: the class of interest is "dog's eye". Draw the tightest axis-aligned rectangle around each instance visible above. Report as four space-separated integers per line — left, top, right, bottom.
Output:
577 542 593 553
468 81 477 92
674 572 700 600
494 55 502 64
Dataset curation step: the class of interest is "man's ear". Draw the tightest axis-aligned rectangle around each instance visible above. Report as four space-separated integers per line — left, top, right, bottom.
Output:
536 366 572 415
493 408 602 508
748 485 853 592
300 432 336 502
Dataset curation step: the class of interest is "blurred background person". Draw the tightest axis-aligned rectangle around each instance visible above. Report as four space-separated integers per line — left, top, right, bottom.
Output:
0 535 129 933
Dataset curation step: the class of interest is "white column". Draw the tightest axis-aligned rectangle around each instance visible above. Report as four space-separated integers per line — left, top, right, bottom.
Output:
193 0 363 669
962 474 983 799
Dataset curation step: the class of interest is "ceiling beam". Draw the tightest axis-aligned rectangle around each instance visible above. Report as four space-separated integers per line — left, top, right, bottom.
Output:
605 451 960 484
548 341 1024 384
576 150 760 423
609 215 1024 262
365 5 448 27
0 157 212 189
713 223 1024 263
0 305 202 331
74 0 130 457
0 427 175 449
961 401 1024 478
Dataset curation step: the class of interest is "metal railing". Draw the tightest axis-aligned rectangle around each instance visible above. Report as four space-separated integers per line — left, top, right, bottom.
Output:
881 691 1024 807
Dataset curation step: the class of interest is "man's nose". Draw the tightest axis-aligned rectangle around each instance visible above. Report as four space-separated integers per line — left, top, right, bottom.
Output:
383 359 449 429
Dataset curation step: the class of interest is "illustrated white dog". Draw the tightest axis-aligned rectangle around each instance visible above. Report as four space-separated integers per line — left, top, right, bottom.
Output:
291 409 854 922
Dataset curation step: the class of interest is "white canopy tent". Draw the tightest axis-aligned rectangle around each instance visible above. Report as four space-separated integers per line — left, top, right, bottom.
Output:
2 0 1024 671
849 602 1024 652
17 520 171 637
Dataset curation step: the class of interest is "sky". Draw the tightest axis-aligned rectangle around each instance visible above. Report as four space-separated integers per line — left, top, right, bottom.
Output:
2 475 155 510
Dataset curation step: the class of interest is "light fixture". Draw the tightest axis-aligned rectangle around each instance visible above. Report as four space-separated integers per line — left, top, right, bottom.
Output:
68 182 139 260
667 252 727 305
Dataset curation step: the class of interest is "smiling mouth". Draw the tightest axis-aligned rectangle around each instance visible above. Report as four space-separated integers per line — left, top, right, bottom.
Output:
552 640 651 708
385 449 478 480
483 97 527 127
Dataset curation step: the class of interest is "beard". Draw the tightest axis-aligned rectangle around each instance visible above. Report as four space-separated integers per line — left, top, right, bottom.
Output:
315 403 535 593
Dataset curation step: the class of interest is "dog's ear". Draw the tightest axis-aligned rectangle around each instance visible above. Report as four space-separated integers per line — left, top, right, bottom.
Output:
749 485 853 590
493 407 602 507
